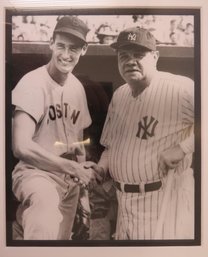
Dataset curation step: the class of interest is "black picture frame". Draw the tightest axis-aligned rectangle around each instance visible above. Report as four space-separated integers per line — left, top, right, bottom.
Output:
5 6 201 247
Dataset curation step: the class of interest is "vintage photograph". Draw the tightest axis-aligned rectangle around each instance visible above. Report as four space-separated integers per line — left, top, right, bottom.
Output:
5 7 200 247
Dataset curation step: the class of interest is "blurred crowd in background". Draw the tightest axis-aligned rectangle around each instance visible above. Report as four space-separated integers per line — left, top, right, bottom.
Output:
12 15 194 47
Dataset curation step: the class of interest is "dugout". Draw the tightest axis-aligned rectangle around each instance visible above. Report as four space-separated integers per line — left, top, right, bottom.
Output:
11 42 194 92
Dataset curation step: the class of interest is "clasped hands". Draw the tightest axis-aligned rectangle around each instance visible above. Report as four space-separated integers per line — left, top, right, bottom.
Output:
61 144 105 189
74 162 105 190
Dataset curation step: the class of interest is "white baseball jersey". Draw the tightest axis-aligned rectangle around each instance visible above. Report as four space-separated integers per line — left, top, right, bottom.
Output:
100 71 194 239
12 65 91 183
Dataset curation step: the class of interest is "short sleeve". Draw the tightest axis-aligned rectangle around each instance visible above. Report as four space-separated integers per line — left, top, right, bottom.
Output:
12 72 45 123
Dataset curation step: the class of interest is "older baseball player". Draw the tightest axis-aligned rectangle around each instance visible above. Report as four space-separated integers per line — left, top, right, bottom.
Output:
90 27 194 240
12 16 100 240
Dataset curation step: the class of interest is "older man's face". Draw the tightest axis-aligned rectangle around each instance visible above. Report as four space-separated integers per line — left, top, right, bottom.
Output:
118 45 158 85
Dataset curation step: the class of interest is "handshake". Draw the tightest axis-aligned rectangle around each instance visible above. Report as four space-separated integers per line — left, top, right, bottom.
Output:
75 161 107 190
60 150 106 190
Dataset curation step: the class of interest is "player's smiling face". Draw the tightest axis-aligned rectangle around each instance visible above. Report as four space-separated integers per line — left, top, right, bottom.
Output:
118 45 159 85
49 33 86 74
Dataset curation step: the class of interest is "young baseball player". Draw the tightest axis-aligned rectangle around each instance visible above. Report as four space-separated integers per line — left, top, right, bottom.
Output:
12 16 100 240
90 27 194 240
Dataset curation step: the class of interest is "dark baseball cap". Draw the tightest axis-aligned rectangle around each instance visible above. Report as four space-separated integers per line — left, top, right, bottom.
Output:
54 16 89 43
111 27 156 51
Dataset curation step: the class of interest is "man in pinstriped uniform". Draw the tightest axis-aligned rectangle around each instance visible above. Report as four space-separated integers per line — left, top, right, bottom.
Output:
90 27 194 239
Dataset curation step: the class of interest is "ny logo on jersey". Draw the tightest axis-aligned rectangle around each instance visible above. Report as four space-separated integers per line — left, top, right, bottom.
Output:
136 116 158 139
127 32 137 41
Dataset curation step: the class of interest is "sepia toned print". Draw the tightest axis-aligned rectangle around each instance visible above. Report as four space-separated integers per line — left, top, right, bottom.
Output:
5 8 200 246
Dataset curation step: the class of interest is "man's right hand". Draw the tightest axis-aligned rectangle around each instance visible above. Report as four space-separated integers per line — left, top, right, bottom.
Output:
68 161 98 188
83 161 106 183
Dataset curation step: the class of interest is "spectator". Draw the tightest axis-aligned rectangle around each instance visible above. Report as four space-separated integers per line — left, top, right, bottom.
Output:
183 23 194 46
169 32 178 45
96 24 118 44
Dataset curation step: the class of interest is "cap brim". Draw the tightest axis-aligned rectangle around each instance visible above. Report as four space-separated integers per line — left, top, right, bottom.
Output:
54 28 87 43
110 42 118 49
110 41 155 51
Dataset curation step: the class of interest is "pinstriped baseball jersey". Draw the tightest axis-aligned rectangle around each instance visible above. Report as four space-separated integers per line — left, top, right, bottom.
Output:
101 71 194 184
100 71 194 239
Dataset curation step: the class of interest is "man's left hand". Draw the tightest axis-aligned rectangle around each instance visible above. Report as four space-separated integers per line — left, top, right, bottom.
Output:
159 144 185 175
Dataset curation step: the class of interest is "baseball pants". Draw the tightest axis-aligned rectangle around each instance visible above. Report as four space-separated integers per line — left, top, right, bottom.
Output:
12 170 80 240
114 168 194 240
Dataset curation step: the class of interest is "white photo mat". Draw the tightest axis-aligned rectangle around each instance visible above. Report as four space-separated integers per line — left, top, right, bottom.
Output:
1 0 208 256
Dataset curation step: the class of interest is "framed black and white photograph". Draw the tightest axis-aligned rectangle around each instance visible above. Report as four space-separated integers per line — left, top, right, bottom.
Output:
1 0 208 256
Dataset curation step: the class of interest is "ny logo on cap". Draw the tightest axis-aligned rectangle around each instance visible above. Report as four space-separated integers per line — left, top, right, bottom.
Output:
127 32 137 41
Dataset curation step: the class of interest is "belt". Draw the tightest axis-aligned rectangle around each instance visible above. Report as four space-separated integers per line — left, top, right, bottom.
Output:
114 180 162 193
